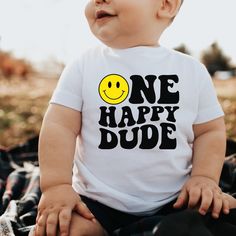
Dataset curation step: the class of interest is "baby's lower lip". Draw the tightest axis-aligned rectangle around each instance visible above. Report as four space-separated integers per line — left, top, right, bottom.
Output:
96 15 115 23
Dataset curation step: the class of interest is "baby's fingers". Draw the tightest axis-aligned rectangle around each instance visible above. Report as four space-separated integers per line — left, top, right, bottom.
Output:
75 200 95 220
199 189 213 215
188 187 202 209
35 213 47 236
173 189 188 209
211 192 223 218
46 212 59 236
222 195 230 214
58 208 72 236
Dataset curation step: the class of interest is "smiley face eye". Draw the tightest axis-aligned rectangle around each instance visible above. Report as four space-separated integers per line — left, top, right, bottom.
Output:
116 82 120 88
108 81 112 88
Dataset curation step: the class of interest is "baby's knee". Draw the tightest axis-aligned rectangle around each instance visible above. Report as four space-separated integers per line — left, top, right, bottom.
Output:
69 212 107 236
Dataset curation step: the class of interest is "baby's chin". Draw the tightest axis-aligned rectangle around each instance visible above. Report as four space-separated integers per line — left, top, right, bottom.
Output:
95 32 158 49
92 27 154 49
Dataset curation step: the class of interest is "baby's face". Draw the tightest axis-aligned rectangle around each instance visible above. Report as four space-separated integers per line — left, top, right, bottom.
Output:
85 0 161 48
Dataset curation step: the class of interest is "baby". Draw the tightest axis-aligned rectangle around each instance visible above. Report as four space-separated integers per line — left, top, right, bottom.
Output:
33 0 235 235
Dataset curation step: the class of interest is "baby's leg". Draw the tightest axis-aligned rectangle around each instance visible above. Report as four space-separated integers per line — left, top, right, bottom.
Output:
69 212 108 236
28 213 108 236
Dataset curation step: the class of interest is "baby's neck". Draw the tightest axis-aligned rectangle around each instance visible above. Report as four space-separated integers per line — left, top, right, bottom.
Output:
115 42 159 49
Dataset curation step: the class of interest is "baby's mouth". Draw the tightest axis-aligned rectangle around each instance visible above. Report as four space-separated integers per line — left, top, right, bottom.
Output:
95 10 116 20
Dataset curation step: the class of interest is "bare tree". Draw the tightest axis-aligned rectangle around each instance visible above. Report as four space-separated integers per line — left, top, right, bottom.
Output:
174 44 191 55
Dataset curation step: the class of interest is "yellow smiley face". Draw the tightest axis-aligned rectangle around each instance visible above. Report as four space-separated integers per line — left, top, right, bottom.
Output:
99 74 129 105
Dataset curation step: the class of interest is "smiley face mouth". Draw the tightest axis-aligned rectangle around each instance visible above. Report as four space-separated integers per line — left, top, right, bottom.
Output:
103 90 125 100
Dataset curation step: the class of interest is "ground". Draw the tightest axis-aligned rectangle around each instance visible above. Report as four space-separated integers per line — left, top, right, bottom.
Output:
214 78 236 140
0 75 57 148
0 75 235 148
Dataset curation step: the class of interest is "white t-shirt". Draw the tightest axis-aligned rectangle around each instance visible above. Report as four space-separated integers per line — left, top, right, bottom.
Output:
50 45 224 216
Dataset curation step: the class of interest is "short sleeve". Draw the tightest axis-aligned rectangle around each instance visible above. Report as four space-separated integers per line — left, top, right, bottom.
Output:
193 64 224 124
50 59 83 111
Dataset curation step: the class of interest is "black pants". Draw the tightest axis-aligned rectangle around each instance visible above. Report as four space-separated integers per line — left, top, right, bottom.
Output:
80 195 181 235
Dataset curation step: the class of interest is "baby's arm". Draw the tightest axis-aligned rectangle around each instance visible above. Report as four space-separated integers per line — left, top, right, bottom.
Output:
174 117 229 218
35 104 94 236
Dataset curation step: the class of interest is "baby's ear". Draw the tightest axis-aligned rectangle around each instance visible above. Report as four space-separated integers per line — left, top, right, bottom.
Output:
157 0 182 20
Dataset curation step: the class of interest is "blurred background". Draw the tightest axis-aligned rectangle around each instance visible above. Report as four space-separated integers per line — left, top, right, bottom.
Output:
0 0 236 147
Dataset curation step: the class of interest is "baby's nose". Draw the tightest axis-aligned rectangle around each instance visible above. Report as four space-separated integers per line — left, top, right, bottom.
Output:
94 0 110 5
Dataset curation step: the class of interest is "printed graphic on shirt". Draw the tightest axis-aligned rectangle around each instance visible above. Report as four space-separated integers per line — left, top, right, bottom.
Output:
98 74 180 150
98 74 129 105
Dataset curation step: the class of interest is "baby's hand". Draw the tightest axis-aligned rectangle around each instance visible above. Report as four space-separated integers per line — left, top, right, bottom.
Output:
34 184 95 236
173 176 230 218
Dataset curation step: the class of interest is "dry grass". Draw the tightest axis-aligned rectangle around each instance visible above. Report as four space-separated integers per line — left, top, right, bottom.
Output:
213 78 236 140
0 75 57 148
0 76 235 148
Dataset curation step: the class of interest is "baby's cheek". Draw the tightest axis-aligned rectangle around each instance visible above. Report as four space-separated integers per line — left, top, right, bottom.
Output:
84 2 94 21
